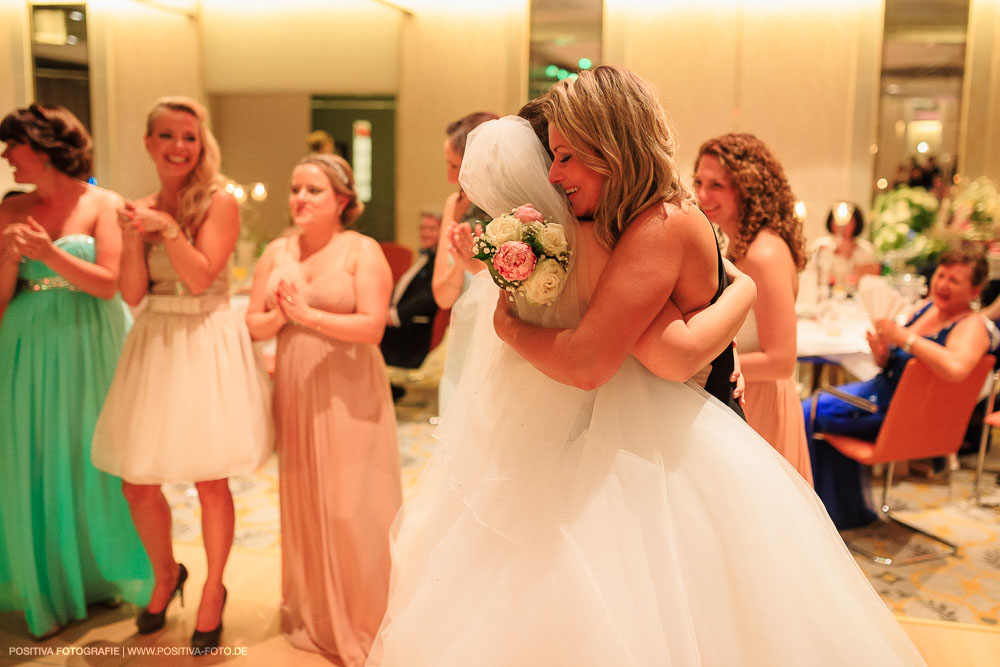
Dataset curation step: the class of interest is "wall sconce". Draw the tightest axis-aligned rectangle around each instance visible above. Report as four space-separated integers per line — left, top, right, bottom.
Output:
225 181 267 205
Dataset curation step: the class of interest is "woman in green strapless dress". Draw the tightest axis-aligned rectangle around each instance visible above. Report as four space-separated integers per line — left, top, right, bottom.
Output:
0 104 152 639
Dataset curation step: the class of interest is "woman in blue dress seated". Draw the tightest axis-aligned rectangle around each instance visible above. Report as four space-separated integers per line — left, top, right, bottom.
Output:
804 249 1000 528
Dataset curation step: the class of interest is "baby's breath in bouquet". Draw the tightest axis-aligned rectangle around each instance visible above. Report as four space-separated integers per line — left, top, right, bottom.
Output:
473 204 571 306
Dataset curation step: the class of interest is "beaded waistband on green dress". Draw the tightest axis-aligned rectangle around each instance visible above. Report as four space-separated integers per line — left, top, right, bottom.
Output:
19 275 79 292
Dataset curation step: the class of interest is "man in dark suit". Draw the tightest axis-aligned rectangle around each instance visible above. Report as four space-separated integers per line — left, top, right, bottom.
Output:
381 211 441 372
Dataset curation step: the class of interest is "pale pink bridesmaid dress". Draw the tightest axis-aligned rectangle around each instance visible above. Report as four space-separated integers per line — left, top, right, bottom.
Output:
269 232 402 665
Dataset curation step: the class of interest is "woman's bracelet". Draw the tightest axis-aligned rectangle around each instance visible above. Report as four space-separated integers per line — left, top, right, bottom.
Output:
902 332 918 353
162 220 181 240
313 309 323 331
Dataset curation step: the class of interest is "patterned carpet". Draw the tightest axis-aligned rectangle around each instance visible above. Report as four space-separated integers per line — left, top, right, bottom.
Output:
847 467 1000 626
164 343 1000 628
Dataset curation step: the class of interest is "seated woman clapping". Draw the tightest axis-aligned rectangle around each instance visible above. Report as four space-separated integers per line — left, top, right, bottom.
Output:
804 249 1000 528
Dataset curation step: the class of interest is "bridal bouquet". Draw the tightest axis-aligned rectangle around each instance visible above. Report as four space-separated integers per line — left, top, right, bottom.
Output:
473 204 570 306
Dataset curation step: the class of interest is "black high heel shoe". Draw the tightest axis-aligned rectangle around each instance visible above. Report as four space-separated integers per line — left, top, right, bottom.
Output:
191 586 227 656
136 562 188 635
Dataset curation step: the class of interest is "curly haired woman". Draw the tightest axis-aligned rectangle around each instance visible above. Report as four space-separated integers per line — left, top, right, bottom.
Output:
694 133 811 483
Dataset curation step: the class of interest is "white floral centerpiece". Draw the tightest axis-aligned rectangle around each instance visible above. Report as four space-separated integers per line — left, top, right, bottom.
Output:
472 204 571 306
871 186 946 270
949 177 999 242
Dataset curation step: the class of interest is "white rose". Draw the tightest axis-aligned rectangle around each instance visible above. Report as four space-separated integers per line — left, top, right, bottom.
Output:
536 223 568 256
484 214 524 246
523 259 566 305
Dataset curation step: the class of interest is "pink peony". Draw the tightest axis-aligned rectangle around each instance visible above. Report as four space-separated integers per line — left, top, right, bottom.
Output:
493 241 537 281
512 204 545 224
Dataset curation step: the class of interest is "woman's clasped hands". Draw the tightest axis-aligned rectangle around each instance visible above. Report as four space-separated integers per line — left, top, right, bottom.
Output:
275 280 318 329
449 221 479 263
116 202 178 242
2 216 53 262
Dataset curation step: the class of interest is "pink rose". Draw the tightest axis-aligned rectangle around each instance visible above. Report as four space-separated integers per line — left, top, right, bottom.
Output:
512 204 545 224
493 241 537 281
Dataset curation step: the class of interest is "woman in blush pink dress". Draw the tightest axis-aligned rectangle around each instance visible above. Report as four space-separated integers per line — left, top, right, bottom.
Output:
694 133 812 483
246 154 401 665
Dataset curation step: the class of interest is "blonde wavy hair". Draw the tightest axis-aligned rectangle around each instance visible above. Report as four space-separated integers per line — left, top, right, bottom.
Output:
541 66 692 250
297 154 364 226
695 133 806 270
146 96 226 236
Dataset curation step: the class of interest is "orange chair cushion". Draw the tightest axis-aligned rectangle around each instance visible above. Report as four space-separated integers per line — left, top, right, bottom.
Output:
824 435 877 464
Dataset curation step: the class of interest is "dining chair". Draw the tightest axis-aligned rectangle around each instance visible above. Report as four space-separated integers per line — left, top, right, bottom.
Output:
974 368 1000 508
379 241 414 284
809 354 995 565
429 307 451 353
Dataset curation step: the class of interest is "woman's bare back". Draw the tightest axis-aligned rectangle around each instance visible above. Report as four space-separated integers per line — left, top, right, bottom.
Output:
577 202 721 321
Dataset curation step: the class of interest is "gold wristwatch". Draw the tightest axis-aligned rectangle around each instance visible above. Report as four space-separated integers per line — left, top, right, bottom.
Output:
162 221 180 240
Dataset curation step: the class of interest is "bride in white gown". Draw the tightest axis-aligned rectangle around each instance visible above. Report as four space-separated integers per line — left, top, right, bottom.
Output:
369 71 924 666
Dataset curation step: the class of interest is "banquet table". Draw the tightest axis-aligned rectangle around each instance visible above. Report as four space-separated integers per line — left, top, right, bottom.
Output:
796 297 880 383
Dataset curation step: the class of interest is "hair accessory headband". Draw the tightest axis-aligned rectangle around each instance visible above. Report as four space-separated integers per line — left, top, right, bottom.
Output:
311 154 350 188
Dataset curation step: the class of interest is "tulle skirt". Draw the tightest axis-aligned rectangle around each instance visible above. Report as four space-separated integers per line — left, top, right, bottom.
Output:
369 274 924 667
92 295 273 484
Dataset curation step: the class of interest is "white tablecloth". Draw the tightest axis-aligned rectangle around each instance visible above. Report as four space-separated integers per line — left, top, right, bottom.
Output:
797 299 879 381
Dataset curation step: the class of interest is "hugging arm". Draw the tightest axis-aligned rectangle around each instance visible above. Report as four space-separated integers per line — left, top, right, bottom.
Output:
495 211 688 390
633 258 755 382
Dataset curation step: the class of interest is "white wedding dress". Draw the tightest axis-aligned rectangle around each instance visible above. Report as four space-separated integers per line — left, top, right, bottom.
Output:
367 117 924 666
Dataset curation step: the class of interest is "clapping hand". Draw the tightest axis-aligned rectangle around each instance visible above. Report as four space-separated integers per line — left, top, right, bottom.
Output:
130 204 173 237
4 216 54 261
450 221 477 261
872 318 904 348
275 280 310 326
1 226 23 263
118 202 175 243
117 201 152 244
866 319 897 366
